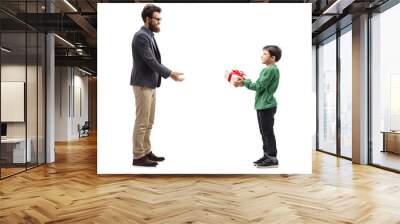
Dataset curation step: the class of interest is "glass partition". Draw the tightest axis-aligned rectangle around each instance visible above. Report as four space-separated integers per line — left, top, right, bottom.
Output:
339 28 352 158
317 35 337 155
371 3 400 171
0 1 46 179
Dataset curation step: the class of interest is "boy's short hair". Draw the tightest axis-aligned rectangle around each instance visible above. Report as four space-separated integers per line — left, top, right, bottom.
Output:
263 45 282 62
141 4 161 22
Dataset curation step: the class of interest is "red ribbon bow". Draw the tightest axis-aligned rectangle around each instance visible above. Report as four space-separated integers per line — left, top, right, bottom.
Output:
227 70 246 82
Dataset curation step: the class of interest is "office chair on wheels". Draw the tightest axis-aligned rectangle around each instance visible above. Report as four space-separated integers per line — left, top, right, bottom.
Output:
78 121 90 138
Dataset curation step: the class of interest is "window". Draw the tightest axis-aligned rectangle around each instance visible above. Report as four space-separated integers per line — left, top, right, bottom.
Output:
340 27 352 158
318 35 337 155
370 3 400 171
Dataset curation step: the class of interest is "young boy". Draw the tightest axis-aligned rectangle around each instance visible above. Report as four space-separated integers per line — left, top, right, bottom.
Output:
234 45 281 168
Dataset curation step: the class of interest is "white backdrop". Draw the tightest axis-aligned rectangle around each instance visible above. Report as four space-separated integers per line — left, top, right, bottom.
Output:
98 3 312 174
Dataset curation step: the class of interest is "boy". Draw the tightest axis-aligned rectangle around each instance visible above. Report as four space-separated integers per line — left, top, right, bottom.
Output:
234 45 281 168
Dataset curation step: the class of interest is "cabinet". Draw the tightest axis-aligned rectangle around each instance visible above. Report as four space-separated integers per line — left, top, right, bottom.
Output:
0 138 32 164
382 131 400 154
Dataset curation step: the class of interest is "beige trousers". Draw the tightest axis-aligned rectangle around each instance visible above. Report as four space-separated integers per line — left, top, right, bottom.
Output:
132 86 156 159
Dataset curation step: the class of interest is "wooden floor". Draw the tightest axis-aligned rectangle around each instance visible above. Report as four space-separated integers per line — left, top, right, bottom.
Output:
0 167 26 178
1 134 400 224
1 163 45 178
372 151 400 171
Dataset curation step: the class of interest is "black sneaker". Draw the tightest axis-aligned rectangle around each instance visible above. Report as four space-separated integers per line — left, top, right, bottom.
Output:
255 157 279 168
146 151 165 162
132 156 158 167
253 156 267 165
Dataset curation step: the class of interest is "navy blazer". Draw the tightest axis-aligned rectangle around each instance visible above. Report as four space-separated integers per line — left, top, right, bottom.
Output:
130 26 171 88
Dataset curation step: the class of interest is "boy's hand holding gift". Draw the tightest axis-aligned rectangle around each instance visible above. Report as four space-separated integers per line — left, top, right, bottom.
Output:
225 69 246 87
233 77 244 87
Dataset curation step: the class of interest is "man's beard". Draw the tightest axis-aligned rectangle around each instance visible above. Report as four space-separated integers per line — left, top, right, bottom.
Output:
149 23 160 33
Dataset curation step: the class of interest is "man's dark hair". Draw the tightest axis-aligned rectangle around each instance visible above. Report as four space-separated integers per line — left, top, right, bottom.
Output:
142 4 161 22
263 45 282 62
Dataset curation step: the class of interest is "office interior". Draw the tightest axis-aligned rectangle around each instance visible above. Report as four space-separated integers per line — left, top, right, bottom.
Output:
313 0 400 172
0 0 400 223
0 0 97 179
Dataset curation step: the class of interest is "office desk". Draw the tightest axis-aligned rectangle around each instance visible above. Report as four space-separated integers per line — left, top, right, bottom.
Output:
381 131 400 154
1 138 31 163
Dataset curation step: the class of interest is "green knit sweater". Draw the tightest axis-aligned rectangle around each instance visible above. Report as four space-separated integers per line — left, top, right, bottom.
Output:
243 64 280 110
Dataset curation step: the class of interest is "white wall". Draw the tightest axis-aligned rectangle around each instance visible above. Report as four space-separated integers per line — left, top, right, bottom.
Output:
98 3 312 174
55 66 70 141
73 73 89 137
55 67 89 141
1 65 39 138
1 64 46 163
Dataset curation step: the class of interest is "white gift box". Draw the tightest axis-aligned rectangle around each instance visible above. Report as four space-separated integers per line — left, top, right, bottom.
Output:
225 69 247 84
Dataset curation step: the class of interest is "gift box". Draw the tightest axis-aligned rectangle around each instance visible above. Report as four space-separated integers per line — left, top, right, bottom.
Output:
225 69 246 84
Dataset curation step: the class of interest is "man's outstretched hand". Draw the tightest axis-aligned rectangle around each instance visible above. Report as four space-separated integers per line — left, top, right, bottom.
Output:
170 71 185 82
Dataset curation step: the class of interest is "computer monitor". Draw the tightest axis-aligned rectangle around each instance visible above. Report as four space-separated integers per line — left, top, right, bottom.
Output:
1 123 7 137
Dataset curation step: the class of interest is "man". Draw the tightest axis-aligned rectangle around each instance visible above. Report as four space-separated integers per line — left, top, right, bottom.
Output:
131 4 184 167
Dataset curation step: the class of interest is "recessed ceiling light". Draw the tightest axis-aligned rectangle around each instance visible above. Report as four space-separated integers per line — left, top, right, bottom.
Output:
78 67 93 76
54 34 75 48
323 0 354 15
63 0 78 12
1 47 11 53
